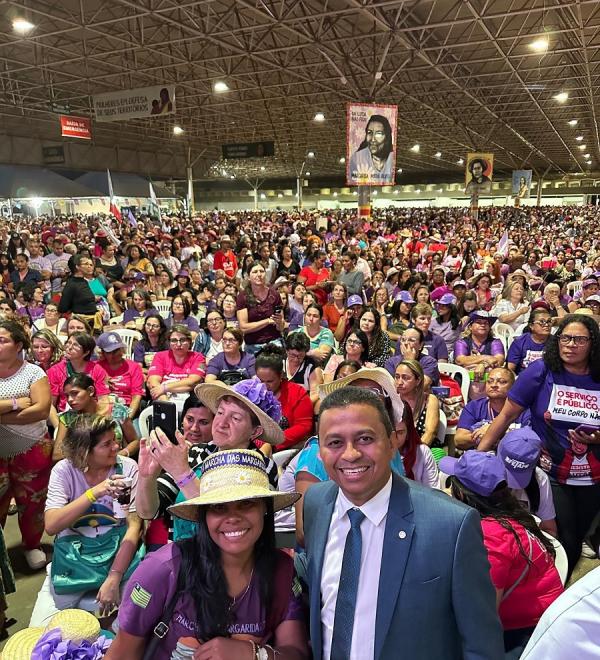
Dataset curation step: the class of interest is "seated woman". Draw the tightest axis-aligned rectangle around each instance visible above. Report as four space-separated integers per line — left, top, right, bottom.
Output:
394 360 440 447
205 327 256 385
135 380 281 544
32 302 64 336
394 303 449 362
384 327 440 387
284 332 323 406
53 374 139 460
47 332 110 414
395 397 440 489
492 281 531 331
58 314 92 340
30 414 143 626
147 325 206 406
193 310 227 362
122 289 155 330
385 291 415 342
506 307 552 374
357 307 391 367
454 311 505 400
322 282 347 336
132 313 169 373
106 449 308 660
256 345 314 452
323 329 375 383
292 303 334 367
220 293 239 328
165 296 200 338
30 329 63 373
440 451 563 656
431 293 462 358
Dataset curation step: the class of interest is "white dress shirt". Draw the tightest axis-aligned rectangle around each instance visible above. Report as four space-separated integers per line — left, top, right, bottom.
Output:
321 476 392 660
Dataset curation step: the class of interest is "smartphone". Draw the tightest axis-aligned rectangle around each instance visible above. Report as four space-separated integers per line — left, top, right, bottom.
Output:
574 424 598 435
431 386 451 399
273 305 282 314
152 401 178 444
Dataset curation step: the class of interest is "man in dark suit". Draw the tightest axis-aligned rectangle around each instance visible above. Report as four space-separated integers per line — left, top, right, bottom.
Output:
303 386 504 660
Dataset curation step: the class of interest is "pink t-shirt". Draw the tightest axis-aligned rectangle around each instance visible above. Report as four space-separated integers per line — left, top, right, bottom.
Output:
47 359 110 411
147 350 206 383
97 358 144 406
482 518 563 630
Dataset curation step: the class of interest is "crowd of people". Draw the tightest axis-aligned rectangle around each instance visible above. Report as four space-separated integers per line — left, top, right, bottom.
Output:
0 203 599 658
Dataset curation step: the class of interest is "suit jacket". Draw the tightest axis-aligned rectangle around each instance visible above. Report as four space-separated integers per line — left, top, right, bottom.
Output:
303 473 504 660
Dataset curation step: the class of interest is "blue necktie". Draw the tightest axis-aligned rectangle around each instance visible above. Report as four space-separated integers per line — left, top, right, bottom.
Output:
330 508 365 660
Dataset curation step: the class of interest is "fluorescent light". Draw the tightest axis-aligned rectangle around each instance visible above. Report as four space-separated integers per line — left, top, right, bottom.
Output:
260 166 266 171
578 145 587 150
586 160 592 165
333 192 338 197
230 175 235 179
583 154 590 159
438 188 443 193
352 191 358 195
434 151 442 158
31 197 43 209
372 191 378 196
277 193 283 198
457 158 464 165
260 193 266 199
397 168 403 173
13 18 34 33
305 171 310 176
173 126 184 135
576 136 584 141
415 189 421 193
339 157 346 164
307 151 315 158
313 112 325 122
553 91 569 103
410 144 420 153
529 37 549 52
213 81 229 93
568 119 578 126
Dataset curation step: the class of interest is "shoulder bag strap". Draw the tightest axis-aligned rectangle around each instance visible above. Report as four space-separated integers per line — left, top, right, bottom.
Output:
142 586 181 660
501 532 533 602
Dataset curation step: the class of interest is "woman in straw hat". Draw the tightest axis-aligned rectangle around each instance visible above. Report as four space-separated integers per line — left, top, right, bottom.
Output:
136 378 280 544
107 449 308 660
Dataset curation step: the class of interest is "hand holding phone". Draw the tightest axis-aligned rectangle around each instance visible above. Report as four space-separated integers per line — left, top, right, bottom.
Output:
152 401 178 444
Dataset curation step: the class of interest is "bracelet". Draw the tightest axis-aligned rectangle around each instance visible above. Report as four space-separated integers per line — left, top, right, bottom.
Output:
247 640 256 660
85 488 97 504
161 383 167 394
176 471 196 488
11 397 17 411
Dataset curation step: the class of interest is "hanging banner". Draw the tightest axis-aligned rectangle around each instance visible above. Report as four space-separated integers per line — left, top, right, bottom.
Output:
465 153 493 196
93 85 176 122
60 115 92 140
512 170 532 198
346 103 397 186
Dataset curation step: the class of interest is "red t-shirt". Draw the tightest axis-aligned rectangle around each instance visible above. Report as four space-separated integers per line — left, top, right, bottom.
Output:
97 358 145 406
481 518 563 630
213 250 238 279
298 266 330 306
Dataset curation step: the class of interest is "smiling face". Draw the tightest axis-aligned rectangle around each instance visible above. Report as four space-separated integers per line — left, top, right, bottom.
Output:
319 402 393 506
88 430 120 470
205 499 266 559
32 337 53 365
182 406 214 445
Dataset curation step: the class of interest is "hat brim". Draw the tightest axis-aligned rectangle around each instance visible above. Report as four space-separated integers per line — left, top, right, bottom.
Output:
318 367 404 426
504 468 534 490
194 382 284 445
438 456 458 477
2 627 45 660
168 488 301 522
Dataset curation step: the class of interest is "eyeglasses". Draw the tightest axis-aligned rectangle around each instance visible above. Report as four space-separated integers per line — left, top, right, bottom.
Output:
207 318 224 324
346 339 363 346
170 338 190 345
533 319 552 327
145 323 161 329
558 334 591 346
222 337 238 344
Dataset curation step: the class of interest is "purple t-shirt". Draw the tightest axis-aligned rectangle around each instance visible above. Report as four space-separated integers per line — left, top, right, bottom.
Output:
457 396 531 431
165 315 200 333
384 353 440 385
205 351 256 379
118 544 303 659
453 337 505 358
509 359 600 485
123 308 154 324
395 331 448 361
506 334 546 374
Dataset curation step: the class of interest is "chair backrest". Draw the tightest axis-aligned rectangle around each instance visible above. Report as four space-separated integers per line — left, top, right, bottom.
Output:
542 531 568 586
108 314 124 325
494 322 515 352
111 328 142 360
566 280 582 298
138 405 153 438
272 449 299 473
438 363 470 404
154 300 172 314
436 408 447 444
513 322 528 337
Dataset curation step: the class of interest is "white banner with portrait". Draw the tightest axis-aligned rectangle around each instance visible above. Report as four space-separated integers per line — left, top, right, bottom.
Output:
93 85 176 122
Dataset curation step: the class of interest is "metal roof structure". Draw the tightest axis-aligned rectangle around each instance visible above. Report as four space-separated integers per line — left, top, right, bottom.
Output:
0 164 101 198
1 1 598 182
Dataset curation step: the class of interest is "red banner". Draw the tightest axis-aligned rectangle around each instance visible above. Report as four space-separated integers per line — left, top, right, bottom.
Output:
60 115 92 140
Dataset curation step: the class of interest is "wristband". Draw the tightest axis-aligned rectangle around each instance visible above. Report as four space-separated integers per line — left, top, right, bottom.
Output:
162 383 167 394
11 397 18 411
85 488 97 504
176 471 196 488
247 641 256 660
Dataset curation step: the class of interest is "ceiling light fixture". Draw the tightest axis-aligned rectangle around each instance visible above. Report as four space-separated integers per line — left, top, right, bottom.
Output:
434 151 442 158
568 119 578 126
13 18 34 33
457 158 464 165
173 126 184 135
583 153 590 159
339 157 346 164
397 168 403 173
260 166 266 171
305 171 310 176
307 151 315 158
576 135 584 141
578 145 587 150
553 91 569 103
313 112 325 122
410 144 420 153
213 81 229 93
529 37 549 52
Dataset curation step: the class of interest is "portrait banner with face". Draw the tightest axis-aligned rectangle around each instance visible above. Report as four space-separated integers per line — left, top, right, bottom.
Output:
465 153 494 196
347 103 398 186
512 170 532 198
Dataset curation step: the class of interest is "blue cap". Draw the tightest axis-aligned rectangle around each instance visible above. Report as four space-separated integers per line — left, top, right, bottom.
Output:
440 451 507 497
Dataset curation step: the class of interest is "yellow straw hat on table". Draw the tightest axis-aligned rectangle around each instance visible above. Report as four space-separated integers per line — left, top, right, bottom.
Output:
1 627 44 660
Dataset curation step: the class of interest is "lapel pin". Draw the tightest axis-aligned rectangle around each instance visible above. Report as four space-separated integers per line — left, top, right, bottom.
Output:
398 530 407 539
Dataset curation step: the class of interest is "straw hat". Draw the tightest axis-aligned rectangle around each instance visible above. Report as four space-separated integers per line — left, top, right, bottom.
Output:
2 627 44 660
168 449 300 522
318 367 404 426
195 378 284 445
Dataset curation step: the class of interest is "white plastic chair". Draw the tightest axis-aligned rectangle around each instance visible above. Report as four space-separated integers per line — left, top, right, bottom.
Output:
111 328 141 360
513 323 527 336
154 300 172 319
438 363 470 405
436 408 447 444
566 281 582 298
108 314 124 325
138 405 153 437
494 322 515 352
542 531 568 585
273 449 299 474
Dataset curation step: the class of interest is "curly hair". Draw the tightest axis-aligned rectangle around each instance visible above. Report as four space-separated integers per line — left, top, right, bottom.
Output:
62 413 117 471
544 314 600 381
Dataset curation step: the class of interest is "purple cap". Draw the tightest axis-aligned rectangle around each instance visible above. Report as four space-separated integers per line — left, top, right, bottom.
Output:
439 451 507 497
133 272 147 281
436 293 457 306
177 269 190 279
96 331 125 353
394 290 415 304
469 310 498 325
347 294 363 307
582 279 597 288
497 428 542 489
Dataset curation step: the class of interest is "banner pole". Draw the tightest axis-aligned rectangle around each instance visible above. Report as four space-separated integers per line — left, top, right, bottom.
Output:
358 185 371 221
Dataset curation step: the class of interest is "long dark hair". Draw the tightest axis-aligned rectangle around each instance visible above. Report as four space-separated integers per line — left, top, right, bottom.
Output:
450 479 555 562
140 313 169 351
400 403 421 481
176 500 277 639
357 114 393 159
544 314 600 381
